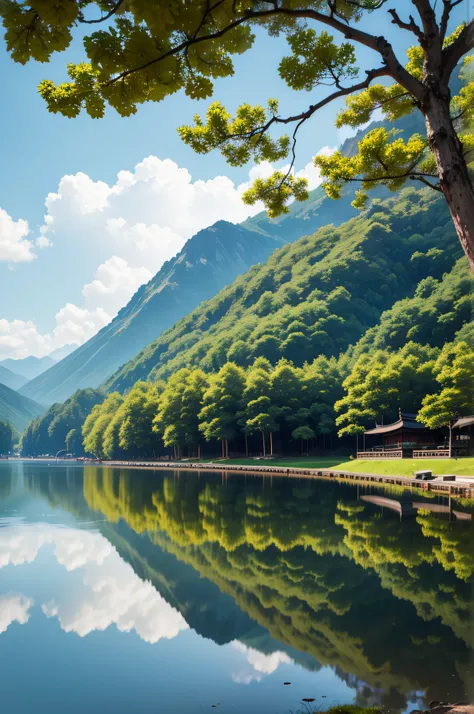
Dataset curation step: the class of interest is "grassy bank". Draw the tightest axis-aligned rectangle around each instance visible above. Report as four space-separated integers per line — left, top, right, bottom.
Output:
204 456 474 477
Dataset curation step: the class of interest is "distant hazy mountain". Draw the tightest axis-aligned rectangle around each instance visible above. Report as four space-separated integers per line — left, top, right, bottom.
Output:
0 365 27 391
0 382 44 433
0 355 55 381
49 344 76 361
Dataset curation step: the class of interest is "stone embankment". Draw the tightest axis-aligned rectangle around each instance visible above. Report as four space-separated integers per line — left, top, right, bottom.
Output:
99 459 474 498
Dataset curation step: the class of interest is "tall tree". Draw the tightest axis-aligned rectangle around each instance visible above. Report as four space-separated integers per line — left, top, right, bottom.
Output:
0 420 15 454
153 369 208 458
181 369 210 458
336 342 439 436
82 392 124 458
270 359 305 442
418 340 474 455
1 2 473 268
119 381 162 456
199 362 246 458
243 358 278 455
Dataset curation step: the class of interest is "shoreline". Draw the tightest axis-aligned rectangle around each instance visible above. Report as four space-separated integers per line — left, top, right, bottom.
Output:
97 459 474 498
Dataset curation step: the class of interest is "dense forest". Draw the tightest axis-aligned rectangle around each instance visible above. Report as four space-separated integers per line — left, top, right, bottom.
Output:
21 335 474 459
21 389 104 457
105 189 465 391
20 188 474 459
0 420 16 454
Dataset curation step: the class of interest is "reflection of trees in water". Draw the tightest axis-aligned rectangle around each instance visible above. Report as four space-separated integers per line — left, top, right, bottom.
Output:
21 466 474 709
0 470 12 499
80 468 474 708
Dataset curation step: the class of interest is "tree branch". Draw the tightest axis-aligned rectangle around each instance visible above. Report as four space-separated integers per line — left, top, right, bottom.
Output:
223 67 389 147
339 171 442 191
388 8 424 43
411 0 440 37
104 4 425 103
79 0 125 24
440 0 465 42
410 175 443 191
442 17 474 83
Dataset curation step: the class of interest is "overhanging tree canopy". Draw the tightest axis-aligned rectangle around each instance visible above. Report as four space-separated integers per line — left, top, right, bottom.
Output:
1 1 473 268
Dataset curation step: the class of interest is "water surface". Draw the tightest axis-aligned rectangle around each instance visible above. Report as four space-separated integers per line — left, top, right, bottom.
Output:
0 461 473 714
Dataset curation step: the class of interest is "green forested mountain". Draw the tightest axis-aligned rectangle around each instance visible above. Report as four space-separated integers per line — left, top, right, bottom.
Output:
0 382 44 433
105 189 467 392
352 258 474 357
21 388 104 457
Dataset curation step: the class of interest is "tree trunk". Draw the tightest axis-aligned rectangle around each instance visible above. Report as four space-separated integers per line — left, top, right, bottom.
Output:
262 431 266 457
226 439 229 459
198 443 201 460
449 421 453 459
425 95 474 272
269 431 273 456
221 439 225 459
245 433 248 457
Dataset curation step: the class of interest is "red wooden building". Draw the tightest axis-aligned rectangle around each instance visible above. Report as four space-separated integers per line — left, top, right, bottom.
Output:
357 412 446 459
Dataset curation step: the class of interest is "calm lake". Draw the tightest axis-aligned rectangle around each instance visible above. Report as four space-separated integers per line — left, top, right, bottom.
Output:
0 461 473 714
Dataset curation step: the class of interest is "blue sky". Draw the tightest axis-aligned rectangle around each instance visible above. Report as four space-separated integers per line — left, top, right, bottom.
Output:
0 1 469 360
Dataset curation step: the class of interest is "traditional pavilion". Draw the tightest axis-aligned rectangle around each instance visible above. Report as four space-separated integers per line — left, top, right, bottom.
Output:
357 412 445 459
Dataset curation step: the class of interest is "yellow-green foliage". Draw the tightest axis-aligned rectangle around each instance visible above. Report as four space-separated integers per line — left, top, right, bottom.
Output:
1 3 473 217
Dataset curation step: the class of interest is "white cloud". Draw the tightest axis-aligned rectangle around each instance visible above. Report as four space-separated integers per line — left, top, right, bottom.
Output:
35 236 52 249
231 641 292 684
38 157 266 271
237 148 336 202
82 256 153 316
0 524 188 644
0 593 34 633
0 319 51 361
0 258 152 359
295 146 337 188
0 208 37 263
1 150 334 360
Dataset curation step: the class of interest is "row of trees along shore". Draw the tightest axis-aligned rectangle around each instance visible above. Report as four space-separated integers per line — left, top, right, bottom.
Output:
0 421 16 454
21 339 474 459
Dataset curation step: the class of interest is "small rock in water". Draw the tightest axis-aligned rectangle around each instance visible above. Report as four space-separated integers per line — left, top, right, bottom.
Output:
283 682 292 685
302 698 316 703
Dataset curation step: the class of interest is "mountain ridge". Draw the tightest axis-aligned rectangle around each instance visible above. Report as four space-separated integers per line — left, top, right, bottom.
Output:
0 356 55 381
0 365 27 391
0 382 44 433
104 188 468 392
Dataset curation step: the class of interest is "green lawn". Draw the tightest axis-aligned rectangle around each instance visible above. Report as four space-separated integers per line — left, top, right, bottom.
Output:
204 455 474 477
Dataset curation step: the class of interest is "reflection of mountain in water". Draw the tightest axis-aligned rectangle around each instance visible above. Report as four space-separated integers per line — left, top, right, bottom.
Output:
22 465 474 710
21 464 318 671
